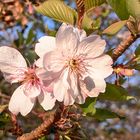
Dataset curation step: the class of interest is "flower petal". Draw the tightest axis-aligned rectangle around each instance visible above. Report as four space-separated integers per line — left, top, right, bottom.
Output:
38 91 56 110
9 85 35 116
0 46 27 83
43 50 65 72
77 35 106 58
23 83 41 98
56 24 79 55
83 76 106 97
53 68 70 102
35 36 55 57
86 55 113 78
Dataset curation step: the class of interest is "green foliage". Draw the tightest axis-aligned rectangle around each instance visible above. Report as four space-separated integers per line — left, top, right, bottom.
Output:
80 97 96 115
36 0 77 25
102 20 127 35
91 108 124 120
0 113 10 129
126 0 140 19
107 0 129 20
84 0 106 13
135 45 140 56
82 14 101 31
26 29 36 46
107 0 140 20
80 97 124 120
14 28 35 48
98 83 135 101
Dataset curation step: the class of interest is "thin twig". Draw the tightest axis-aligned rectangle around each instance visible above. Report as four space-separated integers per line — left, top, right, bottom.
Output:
113 34 139 61
76 0 85 29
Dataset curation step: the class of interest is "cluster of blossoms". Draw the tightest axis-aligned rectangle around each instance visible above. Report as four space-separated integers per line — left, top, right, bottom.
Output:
0 23 113 116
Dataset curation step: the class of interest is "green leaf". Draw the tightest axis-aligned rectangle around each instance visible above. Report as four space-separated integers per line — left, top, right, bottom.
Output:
80 97 96 115
84 0 106 12
107 0 130 20
14 31 24 47
24 50 37 63
82 14 101 31
92 108 125 120
98 83 135 101
26 29 35 45
126 0 140 19
107 0 140 20
35 0 77 25
102 20 127 35
135 45 140 56
0 113 10 128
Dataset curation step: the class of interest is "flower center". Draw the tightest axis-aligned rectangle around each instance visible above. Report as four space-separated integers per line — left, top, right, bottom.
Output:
69 59 78 69
23 68 40 85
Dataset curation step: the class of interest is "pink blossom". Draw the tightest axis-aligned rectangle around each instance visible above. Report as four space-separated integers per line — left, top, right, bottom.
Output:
38 24 113 106
0 46 56 116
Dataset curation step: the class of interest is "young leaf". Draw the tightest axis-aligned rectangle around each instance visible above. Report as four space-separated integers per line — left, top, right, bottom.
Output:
107 0 140 20
107 0 129 20
91 108 125 120
35 0 77 25
98 83 135 101
102 20 127 35
82 14 101 31
84 0 106 13
126 0 140 19
80 97 96 115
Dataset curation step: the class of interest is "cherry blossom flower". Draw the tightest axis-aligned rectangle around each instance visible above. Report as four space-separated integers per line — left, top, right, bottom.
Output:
0 46 56 116
37 24 113 106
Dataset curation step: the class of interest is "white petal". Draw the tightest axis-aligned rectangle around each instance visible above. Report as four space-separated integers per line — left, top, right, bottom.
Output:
86 55 113 78
53 69 69 102
77 35 106 58
35 58 43 68
38 91 56 110
35 36 55 57
0 46 27 83
23 83 41 98
83 76 106 97
9 85 35 116
56 24 79 55
75 81 88 104
43 50 65 72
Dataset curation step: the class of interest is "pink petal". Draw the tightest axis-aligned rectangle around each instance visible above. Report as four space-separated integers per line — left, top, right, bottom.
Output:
53 68 76 106
9 85 35 116
86 55 113 78
77 35 106 58
43 50 65 72
83 76 106 97
56 24 79 54
35 36 55 57
53 68 70 102
38 91 56 110
35 57 43 68
0 46 27 83
23 83 41 98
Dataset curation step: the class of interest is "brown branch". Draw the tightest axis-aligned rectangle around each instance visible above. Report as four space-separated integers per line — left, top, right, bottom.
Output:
76 0 85 29
113 34 139 62
17 109 61 140
10 114 23 136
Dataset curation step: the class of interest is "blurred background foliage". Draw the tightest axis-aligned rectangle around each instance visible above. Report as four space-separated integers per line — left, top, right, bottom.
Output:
0 0 140 140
